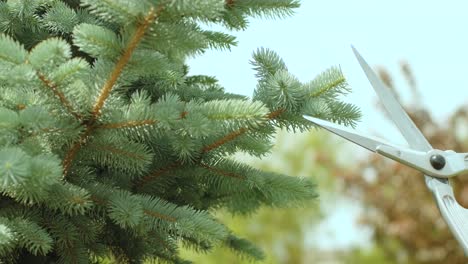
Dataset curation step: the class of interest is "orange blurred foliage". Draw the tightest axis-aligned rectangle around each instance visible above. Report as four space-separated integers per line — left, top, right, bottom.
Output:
337 63 468 263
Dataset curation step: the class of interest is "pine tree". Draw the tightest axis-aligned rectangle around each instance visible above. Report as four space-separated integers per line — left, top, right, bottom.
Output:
0 0 360 263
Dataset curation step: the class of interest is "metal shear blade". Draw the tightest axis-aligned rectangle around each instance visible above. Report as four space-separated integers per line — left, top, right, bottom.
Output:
304 47 468 255
303 115 395 153
304 116 467 178
351 46 433 151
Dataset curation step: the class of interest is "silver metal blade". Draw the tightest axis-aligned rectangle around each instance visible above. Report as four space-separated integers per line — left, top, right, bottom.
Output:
303 115 394 152
351 46 432 151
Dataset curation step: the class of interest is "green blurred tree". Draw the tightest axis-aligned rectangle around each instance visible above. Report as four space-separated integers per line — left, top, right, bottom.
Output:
341 246 398 264
181 129 350 263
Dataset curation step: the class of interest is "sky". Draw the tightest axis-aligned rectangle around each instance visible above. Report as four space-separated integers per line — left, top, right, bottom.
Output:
188 0 468 251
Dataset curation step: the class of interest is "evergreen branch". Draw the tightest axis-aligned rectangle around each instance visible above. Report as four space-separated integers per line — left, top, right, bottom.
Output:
143 209 176 223
202 107 284 153
142 20 208 58
0 147 31 189
180 234 212 253
78 134 155 175
266 107 286 119
13 218 53 256
90 6 160 123
202 127 248 153
202 30 238 51
135 161 182 189
46 182 93 216
241 0 300 19
0 34 27 65
95 191 188 224
40 1 78 34
150 230 171 252
201 108 284 153
94 0 135 19
62 6 162 177
87 144 149 161
72 23 122 58
0 218 15 256
61 124 94 177
308 77 345 98
327 101 361 128
224 234 265 261
251 47 287 80
107 191 145 228
37 73 83 121
90 193 176 223
50 58 89 86
202 99 269 130
93 119 157 129
44 216 88 263
163 0 225 21
26 126 77 143
306 66 350 99
135 108 286 189
0 107 19 130
198 163 245 180
27 38 72 71
81 0 149 24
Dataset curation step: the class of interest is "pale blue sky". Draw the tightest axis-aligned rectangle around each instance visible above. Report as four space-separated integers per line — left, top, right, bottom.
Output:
189 0 468 143
188 0 468 251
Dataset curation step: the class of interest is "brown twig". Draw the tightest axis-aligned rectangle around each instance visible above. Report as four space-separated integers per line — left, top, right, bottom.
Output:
37 73 83 121
199 162 245 180
144 209 176 222
62 124 94 177
89 6 160 124
135 161 182 188
93 119 157 129
266 108 285 119
202 127 248 153
203 108 285 153
88 144 148 161
90 195 106 206
225 0 235 8
135 108 285 189
61 7 162 177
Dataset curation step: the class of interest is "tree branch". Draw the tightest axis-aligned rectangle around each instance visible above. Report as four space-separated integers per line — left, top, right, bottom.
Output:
89 6 160 124
199 162 245 180
62 7 163 177
134 108 285 189
93 119 157 129
37 73 84 121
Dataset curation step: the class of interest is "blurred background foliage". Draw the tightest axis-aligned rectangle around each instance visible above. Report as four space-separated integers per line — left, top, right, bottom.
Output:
181 60 468 264
336 61 468 264
181 129 349 263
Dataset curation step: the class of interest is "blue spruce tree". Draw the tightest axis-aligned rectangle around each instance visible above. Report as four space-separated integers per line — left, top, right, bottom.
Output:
0 0 360 263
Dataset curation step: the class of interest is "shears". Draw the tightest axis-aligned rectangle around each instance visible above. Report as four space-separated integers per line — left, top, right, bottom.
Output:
304 47 468 254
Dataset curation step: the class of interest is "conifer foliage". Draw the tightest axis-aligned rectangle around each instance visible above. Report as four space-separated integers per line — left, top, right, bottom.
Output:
0 0 360 263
